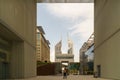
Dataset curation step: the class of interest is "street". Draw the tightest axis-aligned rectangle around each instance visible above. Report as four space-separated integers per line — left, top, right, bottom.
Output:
13 75 112 80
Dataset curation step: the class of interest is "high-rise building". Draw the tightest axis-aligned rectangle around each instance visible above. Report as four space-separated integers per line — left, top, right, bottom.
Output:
55 40 62 54
55 36 74 63
79 33 94 75
36 26 50 62
68 37 73 54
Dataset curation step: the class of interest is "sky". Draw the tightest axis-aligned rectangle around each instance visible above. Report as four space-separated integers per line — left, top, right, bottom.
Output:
37 3 94 62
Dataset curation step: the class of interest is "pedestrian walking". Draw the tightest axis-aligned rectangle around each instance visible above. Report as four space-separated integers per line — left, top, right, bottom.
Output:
63 67 67 79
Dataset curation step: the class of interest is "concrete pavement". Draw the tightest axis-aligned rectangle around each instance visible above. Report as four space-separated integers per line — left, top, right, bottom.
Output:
12 75 112 80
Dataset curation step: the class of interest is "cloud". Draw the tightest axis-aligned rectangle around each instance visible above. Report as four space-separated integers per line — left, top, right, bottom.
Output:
45 3 94 40
69 18 94 40
45 3 94 20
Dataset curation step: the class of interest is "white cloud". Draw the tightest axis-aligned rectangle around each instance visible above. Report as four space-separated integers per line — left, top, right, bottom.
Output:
70 18 94 40
45 3 94 20
45 3 94 40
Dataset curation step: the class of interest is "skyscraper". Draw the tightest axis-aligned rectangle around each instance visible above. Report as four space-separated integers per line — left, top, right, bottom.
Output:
55 36 74 62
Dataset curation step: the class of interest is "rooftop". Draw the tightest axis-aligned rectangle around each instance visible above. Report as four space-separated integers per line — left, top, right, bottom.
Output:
37 26 45 34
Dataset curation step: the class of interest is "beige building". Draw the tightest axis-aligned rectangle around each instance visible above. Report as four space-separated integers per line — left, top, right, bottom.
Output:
55 37 74 63
0 0 36 79
36 26 50 62
94 0 120 79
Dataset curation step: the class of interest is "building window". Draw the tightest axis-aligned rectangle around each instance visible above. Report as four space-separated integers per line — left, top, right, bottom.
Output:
37 34 40 40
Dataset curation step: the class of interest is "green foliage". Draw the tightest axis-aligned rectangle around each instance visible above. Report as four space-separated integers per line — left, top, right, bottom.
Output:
37 61 50 67
69 63 80 70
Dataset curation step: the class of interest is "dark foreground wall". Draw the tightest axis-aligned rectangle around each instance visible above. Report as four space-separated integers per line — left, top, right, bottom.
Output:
37 62 62 75
37 63 55 75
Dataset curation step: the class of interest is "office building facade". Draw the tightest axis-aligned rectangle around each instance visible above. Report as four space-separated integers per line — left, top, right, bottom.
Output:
36 26 50 62
80 33 94 74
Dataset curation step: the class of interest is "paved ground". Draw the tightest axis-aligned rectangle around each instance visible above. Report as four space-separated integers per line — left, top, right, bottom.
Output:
12 75 112 80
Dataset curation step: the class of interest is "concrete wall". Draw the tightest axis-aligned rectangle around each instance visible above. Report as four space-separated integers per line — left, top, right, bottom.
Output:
37 0 94 3
94 0 120 79
24 42 36 78
10 42 24 78
0 0 36 79
55 58 74 62
41 35 50 62
0 0 36 45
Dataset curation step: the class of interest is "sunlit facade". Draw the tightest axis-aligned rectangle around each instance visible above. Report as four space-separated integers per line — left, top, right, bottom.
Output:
55 38 74 63
36 26 50 62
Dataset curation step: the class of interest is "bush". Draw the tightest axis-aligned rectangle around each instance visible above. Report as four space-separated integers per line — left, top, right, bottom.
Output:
37 61 50 67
